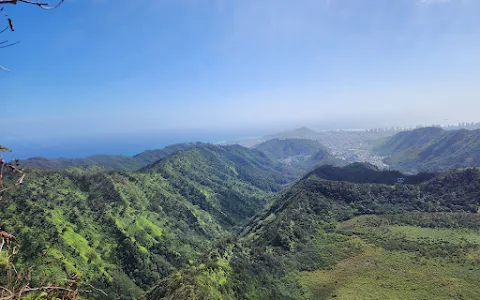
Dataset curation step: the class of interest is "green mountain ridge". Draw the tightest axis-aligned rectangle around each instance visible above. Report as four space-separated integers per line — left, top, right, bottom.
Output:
254 138 341 169
21 142 201 171
0 144 296 299
149 164 480 299
4 137 480 300
141 144 297 228
375 127 480 173
255 138 327 160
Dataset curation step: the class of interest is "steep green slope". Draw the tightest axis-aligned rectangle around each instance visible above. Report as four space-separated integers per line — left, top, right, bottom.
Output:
149 165 480 299
142 144 297 229
375 127 446 155
133 143 202 166
375 127 480 173
21 142 199 171
0 144 295 299
2 171 225 299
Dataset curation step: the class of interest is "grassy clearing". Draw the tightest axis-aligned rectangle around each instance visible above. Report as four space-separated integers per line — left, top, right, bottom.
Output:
388 226 480 244
300 213 480 300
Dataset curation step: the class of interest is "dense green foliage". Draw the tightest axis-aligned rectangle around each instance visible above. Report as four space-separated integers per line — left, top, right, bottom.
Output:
4 137 480 300
150 165 480 299
21 143 200 171
142 145 296 228
375 127 480 173
0 144 295 299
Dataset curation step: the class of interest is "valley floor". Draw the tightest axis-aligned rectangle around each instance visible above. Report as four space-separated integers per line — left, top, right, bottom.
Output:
301 214 480 300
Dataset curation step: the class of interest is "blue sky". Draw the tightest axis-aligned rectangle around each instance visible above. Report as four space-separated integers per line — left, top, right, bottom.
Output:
1 0 480 158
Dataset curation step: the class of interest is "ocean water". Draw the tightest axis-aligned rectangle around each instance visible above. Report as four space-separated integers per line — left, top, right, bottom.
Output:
3 130 263 159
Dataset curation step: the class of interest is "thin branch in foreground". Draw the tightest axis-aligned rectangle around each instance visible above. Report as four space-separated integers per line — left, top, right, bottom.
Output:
0 8 14 31
0 41 19 48
0 0 65 10
0 0 65 71
0 156 24 196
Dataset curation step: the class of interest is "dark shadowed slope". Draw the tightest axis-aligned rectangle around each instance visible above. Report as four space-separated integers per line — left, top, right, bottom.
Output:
304 162 435 185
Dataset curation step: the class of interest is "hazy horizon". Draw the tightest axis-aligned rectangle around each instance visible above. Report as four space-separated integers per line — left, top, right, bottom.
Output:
3 0 480 158
3 119 478 159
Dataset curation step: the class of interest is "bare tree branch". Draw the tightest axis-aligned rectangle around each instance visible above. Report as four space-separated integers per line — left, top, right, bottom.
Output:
0 8 14 31
0 156 24 197
0 0 64 71
0 0 65 10
0 41 18 48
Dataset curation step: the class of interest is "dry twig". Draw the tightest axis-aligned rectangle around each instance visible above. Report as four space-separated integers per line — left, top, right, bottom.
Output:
0 156 24 197
0 228 89 299
0 0 65 71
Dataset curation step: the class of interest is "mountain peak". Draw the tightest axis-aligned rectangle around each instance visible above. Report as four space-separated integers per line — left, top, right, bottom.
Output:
293 126 317 133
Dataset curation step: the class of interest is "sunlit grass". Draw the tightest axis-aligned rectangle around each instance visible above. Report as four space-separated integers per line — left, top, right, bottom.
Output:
300 214 480 299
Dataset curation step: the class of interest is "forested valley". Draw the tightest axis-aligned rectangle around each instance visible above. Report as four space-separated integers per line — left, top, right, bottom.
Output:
2 130 480 299
2 0 480 298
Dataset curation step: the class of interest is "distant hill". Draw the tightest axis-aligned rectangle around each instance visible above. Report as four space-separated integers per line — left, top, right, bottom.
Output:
21 142 200 171
226 127 394 150
22 126 395 172
149 165 480 299
263 126 320 140
375 127 446 155
254 138 340 168
255 138 326 159
375 127 480 173
225 127 394 168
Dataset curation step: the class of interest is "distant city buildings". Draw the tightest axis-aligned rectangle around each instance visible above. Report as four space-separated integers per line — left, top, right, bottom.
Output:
365 121 480 133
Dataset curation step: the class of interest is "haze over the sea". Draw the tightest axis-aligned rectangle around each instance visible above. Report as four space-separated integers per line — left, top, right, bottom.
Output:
3 0 480 158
